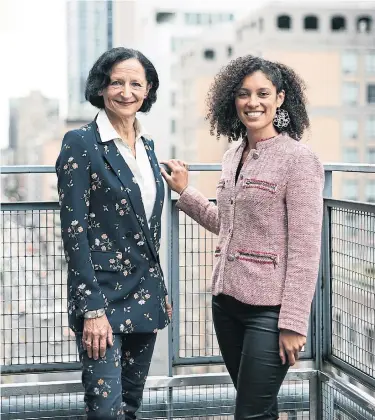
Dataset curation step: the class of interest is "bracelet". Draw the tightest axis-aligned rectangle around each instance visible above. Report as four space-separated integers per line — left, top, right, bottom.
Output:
179 185 189 196
84 308 106 319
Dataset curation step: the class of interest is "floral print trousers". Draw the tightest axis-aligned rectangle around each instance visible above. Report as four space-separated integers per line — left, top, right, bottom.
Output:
76 332 157 419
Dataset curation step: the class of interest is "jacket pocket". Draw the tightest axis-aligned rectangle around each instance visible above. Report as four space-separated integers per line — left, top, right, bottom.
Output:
236 249 279 268
217 178 226 190
90 250 124 272
242 178 277 194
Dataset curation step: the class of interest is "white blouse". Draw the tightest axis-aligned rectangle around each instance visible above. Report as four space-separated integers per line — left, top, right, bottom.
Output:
96 109 156 227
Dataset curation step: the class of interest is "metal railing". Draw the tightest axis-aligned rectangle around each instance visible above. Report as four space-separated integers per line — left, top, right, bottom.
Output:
1 163 375 419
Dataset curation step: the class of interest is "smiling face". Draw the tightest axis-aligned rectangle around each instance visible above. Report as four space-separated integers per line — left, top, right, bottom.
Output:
100 58 151 121
235 70 285 138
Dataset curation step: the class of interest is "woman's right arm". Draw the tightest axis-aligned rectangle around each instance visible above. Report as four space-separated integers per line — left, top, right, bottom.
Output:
176 186 220 235
56 131 106 315
160 160 220 235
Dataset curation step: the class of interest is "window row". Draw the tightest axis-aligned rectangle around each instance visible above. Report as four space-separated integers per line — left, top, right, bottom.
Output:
342 51 375 75
343 179 375 202
342 83 375 105
277 14 373 33
343 116 375 140
156 12 234 25
343 147 375 164
184 12 234 26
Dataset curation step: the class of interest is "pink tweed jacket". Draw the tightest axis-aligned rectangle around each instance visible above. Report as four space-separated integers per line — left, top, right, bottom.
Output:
177 133 324 336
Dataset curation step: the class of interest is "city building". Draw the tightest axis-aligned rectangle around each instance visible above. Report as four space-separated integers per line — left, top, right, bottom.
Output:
66 0 114 122
174 1 375 201
7 91 62 202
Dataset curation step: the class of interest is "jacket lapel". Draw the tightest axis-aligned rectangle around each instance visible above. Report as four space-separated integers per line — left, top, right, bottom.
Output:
142 138 164 254
92 122 159 261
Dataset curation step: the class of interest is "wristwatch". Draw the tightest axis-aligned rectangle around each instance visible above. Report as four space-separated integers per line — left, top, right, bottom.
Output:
84 308 106 319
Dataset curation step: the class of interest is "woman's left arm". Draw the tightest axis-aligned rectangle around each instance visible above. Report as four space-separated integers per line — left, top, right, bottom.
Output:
278 149 325 346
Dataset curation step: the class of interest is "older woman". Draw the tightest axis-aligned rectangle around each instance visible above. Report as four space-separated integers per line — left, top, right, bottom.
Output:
162 56 324 419
56 47 171 419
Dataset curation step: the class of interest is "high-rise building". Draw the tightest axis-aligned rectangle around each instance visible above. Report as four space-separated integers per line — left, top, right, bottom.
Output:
135 0 254 161
66 0 114 122
175 1 375 201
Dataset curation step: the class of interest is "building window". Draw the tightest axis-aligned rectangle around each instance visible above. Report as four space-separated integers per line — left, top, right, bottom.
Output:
171 92 176 107
170 145 177 159
259 17 264 32
342 51 358 74
366 116 375 139
343 179 358 200
343 148 359 163
366 180 375 203
304 15 319 30
227 46 233 57
343 119 358 140
331 15 346 31
204 49 215 60
156 12 175 24
365 51 375 74
366 148 375 164
107 0 113 49
357 16 372 33
342 82 359 105
367 84 375 104
200 14 210 25
171 119 176 134
277 15 291 30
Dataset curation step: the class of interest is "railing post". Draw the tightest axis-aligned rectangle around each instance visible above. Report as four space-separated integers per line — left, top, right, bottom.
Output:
321 170 333 364
315 169 333 419
166 189 181 419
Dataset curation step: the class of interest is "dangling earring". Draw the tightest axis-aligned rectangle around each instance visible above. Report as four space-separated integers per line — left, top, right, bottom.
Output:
273 108 290 128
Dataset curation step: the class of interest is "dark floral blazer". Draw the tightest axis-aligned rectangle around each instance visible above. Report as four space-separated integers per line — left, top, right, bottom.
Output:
55 120 169 334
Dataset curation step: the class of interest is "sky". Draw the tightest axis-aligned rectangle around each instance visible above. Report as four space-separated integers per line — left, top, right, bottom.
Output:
0 0 67 149
0 0 373 150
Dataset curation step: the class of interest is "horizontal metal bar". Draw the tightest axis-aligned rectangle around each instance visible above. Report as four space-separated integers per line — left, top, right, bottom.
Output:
173 355 224 366
1 165 56 174
2 163 374 175
1 362 81 375
1 201 60 211
323 163 375 173
324 198 375 213
174 353 313 367
0 370 317 397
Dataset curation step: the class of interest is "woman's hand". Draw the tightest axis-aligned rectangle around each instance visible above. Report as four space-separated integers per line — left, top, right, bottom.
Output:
160 160 189 194
83 315 113 360
165 295 172 320
279 329 306 366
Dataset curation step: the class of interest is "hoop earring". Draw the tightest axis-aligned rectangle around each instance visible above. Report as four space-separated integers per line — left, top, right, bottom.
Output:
273 108 290 128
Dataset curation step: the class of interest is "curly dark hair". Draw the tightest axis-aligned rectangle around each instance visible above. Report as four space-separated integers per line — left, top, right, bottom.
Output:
85 47 159 113
206 55 309 141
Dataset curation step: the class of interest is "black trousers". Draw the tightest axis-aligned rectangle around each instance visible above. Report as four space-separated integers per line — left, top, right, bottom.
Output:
76 333 156 420
212 294 289 420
